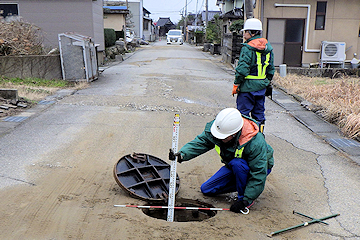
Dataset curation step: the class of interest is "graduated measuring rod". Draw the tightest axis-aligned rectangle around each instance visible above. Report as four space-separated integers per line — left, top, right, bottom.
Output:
114 205 230 211
167 113 180 222
268 212 340 237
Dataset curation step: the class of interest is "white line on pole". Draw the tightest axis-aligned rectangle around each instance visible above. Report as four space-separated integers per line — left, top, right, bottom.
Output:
114 205 230 211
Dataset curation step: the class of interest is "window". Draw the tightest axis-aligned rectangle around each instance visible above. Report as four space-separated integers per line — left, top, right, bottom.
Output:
223 25 227 34
315 1 327 30
143 19 149 31
0 3 18 19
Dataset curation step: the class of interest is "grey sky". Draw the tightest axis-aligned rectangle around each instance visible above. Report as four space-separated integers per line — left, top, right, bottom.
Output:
143 0 220 23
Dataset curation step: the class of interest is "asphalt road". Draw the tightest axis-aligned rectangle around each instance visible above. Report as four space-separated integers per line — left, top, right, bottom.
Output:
0 40 359 239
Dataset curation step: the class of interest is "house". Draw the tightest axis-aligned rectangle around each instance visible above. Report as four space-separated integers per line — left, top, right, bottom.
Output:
103 5 129 39
218 0 360 68
216 0 243 35
0 0 105 63
103 0 154 42
257 0 360 67
201 10 222 25
126 0 144 39
142 7 155 41
156 17 175 37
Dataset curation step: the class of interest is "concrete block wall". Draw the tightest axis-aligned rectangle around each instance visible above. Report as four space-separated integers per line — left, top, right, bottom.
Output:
0 55 62 80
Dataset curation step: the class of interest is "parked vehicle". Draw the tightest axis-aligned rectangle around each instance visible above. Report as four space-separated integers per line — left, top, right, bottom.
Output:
166 30 183 45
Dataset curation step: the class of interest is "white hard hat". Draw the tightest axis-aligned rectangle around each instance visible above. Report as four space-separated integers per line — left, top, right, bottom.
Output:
210 108 244 139
242 18 262 31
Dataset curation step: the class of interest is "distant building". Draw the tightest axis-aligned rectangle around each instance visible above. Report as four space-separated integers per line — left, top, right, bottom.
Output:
103 5 129 39
0 0 104 52
0 0 105 64
201 10 222 24
155 17 175 37
142 7 155 41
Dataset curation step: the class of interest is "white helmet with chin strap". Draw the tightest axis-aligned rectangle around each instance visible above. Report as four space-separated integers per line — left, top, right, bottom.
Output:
210 108 244 139
242 18 263 31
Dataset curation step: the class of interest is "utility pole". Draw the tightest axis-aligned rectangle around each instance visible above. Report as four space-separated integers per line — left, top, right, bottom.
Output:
195 0 198 27
205 0 208 28
125 0 128 32
244 0 254 19
205 0 208 41
184 0 187 42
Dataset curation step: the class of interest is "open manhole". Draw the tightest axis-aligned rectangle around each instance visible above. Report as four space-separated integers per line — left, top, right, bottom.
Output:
142 198 217 222
113 153 180 201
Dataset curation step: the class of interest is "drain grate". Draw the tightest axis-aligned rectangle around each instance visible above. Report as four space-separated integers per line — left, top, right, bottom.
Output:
327 138 360 148
2 116 29 122
38 100 56 105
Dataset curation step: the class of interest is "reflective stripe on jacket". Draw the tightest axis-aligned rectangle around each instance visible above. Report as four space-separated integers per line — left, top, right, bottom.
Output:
234 35 275 93
245 51 271 80
178 115 274 203
215 145 244 159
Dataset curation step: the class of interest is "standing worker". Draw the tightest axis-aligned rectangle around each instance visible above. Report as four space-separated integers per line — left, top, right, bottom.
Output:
232 18 275 133
169 108 274 214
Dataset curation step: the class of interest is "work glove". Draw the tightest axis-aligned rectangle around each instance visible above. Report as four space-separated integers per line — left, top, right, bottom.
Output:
265 84 273 97
232 84 239 97
169 149 183 163
230 200 249 213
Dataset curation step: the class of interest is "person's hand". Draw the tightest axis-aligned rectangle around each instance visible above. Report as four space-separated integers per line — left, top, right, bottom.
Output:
230 200 249 213
232 84 239 97
265 84 273 97
169 149 183 163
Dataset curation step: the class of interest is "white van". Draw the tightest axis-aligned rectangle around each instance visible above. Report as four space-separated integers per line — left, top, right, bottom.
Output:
166 30 183 45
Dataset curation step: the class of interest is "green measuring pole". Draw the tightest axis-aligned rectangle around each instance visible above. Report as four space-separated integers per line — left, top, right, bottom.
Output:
293 211 328 225
268 213 339 237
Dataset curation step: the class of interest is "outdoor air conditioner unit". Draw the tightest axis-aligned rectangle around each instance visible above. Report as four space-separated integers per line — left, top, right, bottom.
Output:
320 41 346 62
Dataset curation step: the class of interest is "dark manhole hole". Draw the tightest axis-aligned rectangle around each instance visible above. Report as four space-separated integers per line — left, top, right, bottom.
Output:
142 198 217 222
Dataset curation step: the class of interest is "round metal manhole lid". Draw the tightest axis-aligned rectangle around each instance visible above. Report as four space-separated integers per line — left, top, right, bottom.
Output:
113 153 180 201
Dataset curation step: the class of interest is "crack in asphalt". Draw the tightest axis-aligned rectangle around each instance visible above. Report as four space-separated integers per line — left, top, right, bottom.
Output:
271 133 360 239
118 102 216 116
0 174 36 186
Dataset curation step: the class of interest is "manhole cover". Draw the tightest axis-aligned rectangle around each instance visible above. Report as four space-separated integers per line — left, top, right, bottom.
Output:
113 153 180 201
142 198 217 222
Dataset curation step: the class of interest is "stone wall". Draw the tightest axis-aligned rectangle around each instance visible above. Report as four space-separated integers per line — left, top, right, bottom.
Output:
280 67 360 78
222 32 243 64
0 55 62 80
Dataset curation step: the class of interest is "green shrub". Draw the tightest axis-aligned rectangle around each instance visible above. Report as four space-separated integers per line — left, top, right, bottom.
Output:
230 19 244 33
206 14 221 43
104 28 116 47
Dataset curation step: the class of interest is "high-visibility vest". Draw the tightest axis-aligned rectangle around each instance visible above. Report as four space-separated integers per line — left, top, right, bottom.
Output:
215 145 244 159
245 51 271 80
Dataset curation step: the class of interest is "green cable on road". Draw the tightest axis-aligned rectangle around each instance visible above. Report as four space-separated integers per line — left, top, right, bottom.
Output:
268 212 340 237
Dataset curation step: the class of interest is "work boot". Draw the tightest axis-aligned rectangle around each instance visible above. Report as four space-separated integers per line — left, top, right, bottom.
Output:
257 120 265 136
260 123 265 133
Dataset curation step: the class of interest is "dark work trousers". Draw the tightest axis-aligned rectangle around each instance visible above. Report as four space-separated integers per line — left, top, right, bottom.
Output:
200 158 250 201
236 90 266 124
200 158 272 201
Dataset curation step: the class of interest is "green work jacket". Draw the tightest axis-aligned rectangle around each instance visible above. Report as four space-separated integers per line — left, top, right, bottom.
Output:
235 35 275 92
179 115 274 204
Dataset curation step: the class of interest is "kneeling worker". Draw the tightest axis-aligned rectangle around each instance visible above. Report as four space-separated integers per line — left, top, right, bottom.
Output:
169 108 274 213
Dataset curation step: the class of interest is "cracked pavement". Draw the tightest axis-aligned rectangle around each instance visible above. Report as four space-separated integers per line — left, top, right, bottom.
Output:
0 41 359 239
